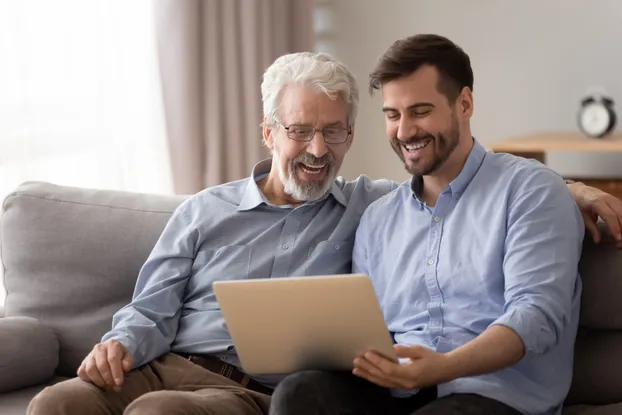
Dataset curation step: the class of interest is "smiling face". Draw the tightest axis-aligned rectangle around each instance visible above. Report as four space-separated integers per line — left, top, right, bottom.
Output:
263 83 353 202
381 65 471 177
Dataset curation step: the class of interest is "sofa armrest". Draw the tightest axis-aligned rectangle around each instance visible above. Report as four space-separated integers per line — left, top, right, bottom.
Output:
0 316 59 392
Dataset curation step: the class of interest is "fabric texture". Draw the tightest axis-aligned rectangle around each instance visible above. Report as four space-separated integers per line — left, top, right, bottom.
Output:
1 182 622 414
352 140 585 414
0 181 185 376
101 159 396 387
26 353 270 415
0 316 59 392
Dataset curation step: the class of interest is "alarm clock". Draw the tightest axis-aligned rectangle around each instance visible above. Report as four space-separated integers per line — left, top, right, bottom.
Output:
578 92 616 138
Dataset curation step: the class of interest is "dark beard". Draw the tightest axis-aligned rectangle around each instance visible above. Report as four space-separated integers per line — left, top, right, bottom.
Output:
390 119 460 176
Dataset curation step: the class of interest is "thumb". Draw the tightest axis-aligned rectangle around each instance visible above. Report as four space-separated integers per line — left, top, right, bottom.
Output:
394 344 432 359
582 212 601 244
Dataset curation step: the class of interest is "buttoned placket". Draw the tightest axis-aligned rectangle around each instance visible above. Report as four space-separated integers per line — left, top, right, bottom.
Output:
271 208 301 277
424 191 451 346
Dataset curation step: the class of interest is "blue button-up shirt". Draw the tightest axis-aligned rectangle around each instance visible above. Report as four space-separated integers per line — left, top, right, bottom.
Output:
352 139 584 415
102 159 396 386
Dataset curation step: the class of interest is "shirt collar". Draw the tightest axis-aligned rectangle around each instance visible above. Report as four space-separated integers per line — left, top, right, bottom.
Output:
237 158 348 211
410 137 487 202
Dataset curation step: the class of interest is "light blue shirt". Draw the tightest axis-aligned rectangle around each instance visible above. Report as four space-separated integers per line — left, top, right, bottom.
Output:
102 159 396 386
352 139 584 415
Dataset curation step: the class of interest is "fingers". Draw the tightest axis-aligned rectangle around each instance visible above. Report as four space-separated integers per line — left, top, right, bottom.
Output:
606 198 622 242
353 354 414 389
597 201 622 243
582 211 601 244
107 342 126 387
352 367 402 389
94 344 117 389
77 360 90 382
84 350 108 388
121 351 134 373
394 344 431 359
77 340 130 391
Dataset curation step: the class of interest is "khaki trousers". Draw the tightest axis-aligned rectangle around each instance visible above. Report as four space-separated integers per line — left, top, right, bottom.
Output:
27 353 271 415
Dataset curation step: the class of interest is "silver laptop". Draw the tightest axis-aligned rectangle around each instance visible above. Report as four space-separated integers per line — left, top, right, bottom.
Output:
213 274 396 375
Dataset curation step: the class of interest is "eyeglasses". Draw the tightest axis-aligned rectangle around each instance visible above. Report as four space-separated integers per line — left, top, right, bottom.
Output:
276 122 351 144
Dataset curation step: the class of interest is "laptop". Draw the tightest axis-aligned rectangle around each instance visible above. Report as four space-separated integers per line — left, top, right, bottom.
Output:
213 273 396 375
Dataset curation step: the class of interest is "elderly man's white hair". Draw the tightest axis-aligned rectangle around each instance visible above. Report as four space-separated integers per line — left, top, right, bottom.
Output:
261 52 359 129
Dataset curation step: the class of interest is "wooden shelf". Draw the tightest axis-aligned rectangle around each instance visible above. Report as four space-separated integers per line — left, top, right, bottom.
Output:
487 131 622 200
488 131 622 153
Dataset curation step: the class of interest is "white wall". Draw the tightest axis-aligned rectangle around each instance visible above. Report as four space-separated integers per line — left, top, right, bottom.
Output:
322 0 622 181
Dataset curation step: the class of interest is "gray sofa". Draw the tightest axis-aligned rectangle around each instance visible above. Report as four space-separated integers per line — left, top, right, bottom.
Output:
0 181 620 414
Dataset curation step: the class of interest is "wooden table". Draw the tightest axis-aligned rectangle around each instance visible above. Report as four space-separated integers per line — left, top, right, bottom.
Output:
488 132 622 200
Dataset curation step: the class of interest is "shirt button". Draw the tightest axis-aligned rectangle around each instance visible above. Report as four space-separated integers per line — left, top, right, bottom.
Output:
434 216 440 222
282 244 289 250
428 259 434 265
335 244 340 250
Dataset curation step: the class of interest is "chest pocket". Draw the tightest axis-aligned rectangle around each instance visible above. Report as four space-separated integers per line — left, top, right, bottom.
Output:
306 239 354 276
193 245 252 283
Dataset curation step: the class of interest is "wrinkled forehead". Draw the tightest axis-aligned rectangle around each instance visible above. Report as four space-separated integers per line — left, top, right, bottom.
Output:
278 84 349 126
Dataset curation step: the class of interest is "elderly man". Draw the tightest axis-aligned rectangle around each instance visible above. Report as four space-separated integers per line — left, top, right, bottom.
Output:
270 35 609 415
29 48 622 415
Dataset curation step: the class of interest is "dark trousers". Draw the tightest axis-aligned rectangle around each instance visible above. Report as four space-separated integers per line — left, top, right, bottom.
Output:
269 370 522 415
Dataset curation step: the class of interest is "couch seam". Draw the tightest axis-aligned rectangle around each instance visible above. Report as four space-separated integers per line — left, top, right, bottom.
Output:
3 193 180 214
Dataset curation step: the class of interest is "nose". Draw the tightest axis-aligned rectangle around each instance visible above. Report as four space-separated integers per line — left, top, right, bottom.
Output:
397 117 417 142
306 130 329 157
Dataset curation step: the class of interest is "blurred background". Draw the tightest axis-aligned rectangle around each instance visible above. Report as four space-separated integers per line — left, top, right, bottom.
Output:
1 0 622 304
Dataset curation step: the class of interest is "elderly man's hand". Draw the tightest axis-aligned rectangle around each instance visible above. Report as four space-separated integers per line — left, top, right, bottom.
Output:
77 339 133 392
569 182 622 248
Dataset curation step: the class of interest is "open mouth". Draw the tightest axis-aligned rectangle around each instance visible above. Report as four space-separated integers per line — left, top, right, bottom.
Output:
298 163 327 176
403 137 432 153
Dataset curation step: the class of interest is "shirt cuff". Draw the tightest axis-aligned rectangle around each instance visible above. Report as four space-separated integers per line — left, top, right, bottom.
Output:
490 306 555 356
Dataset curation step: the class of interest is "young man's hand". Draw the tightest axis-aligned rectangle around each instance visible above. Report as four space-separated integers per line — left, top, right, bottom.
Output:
352 345 452 390
568 181 622 248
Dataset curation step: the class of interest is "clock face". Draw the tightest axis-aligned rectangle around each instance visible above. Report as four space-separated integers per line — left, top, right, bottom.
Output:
580 102 610 137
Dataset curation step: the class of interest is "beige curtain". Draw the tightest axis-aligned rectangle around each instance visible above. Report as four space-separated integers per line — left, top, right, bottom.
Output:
153 0 315 194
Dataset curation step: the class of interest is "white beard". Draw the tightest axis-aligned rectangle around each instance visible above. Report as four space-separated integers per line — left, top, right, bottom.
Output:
273 140 334 202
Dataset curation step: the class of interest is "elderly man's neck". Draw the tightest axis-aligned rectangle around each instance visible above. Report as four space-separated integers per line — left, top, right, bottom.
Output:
257 174 304 207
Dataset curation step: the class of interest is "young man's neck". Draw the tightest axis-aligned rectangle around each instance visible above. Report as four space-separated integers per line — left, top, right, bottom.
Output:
420 137 474 207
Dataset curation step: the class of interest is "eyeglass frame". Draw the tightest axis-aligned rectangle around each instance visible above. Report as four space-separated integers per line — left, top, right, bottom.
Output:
273 121 352 144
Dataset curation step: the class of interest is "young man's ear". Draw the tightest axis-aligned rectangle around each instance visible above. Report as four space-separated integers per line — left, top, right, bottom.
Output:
262 116 275 150
458 87 474 119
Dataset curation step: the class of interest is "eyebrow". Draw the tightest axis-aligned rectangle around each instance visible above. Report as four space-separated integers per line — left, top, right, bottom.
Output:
290 121 346 127
382 102 435 112
324 121 346 128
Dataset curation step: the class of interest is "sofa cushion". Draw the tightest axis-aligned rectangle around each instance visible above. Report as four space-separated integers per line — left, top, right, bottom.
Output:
0 316 59 392
566 329 622 405
578 222 622 330
0 182 186 376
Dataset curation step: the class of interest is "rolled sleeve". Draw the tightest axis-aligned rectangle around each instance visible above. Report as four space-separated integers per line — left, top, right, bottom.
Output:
491 167 584 356
102 200 197 367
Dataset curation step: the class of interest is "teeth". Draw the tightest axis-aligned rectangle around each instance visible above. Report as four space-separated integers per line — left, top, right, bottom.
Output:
404 140 430 151
300 164 325 174
301 164 325 170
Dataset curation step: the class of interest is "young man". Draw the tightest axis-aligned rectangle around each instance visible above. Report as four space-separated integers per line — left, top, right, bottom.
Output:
29 48 622 415
270 35 590 415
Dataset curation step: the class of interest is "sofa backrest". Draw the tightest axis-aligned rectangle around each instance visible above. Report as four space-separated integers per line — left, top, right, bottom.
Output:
0 182 185 376
1 181 622 404
567 222 622 405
